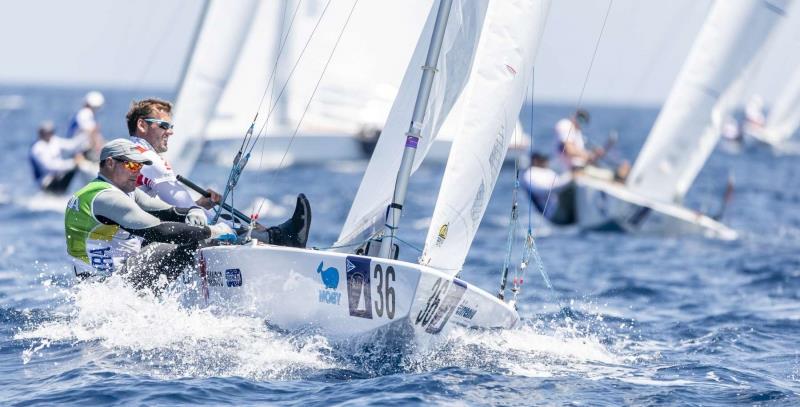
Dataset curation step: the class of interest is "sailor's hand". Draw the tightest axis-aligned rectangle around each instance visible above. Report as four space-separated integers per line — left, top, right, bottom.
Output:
196 188 221 210
208 222 236 240
186 207 208 227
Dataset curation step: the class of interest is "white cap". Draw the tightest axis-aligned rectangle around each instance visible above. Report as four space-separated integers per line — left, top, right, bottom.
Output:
85 91 105 108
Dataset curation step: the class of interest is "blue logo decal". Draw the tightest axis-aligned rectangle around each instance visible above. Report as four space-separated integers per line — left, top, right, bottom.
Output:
225 269 242 287
317 261 341 305
317 262 339 289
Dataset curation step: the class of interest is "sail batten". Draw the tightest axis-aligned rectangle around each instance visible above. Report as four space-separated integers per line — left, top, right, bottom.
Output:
627 0 790 203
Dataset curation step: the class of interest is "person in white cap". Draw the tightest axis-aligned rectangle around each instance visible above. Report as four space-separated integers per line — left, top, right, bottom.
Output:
66 90 105 160
29 120 89 194
126 97 311 248
65 138 235 289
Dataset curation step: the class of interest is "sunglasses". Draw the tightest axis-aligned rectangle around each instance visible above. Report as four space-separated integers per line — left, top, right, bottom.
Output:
143 118 174 130
113 157 144 172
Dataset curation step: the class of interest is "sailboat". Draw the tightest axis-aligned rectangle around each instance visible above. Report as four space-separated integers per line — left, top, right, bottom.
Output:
181 0 550 345
567 0 790 240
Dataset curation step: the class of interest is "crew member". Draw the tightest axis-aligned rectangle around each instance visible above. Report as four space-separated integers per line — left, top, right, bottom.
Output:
126 97 310 247
520 152 575 225
65 139 236 289
29 120 88 194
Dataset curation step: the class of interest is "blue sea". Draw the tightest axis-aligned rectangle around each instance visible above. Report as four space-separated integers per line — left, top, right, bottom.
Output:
1 86 798 406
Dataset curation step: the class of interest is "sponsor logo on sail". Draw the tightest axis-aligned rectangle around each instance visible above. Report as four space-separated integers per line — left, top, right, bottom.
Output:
317 261 341 305
435 223 448 247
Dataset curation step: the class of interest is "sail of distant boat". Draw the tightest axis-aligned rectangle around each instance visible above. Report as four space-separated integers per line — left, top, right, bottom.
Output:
167 0 431 175
626 0 791 204
166 0 259 177
756 67 800 144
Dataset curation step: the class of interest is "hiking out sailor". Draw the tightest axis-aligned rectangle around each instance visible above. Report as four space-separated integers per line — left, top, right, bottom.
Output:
520 152 575 225
555 109 630 181
126 97 311 247
555 109 599 172
29 120 88 194
66 91 105 160
65 138 238 289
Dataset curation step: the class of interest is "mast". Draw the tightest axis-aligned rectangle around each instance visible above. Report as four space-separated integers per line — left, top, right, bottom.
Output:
378 0 454 258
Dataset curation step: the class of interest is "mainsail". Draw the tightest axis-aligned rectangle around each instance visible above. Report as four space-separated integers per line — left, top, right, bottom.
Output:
336 0 489 248
627 0 790 203
419 0 550 274
165 0 259 177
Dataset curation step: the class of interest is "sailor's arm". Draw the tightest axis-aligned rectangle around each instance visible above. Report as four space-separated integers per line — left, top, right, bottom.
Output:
93 189 211 244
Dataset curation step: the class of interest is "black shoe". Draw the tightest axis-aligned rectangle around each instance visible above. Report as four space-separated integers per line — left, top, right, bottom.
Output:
267 194 311 248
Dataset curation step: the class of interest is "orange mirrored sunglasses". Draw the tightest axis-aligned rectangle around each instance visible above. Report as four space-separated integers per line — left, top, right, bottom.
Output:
113 158 144 172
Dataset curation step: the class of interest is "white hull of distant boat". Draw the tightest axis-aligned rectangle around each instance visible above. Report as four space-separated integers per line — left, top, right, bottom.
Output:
573 175 737 240
182 244 519 345
203 131 363 169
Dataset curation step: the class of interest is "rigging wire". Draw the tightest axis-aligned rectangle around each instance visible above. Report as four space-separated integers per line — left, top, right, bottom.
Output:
515 0 615 309
251 0 361 219
239 0 304 156
539 0 614 223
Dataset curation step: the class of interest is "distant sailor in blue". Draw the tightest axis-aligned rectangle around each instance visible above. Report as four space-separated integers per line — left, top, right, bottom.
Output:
29 120 88 194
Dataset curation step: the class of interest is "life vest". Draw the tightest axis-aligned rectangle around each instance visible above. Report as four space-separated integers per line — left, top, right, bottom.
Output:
64 180 142 276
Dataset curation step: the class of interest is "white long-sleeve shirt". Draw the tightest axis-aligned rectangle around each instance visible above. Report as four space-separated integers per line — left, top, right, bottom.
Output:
29 135 87 185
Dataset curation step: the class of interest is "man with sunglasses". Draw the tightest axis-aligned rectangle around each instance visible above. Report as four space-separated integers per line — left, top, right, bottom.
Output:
65 138 236 289
126 98 310 248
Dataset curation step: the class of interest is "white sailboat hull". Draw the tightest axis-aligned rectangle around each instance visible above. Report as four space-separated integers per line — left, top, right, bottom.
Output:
181 244 519 346
574 174 738 240
202 131 363 169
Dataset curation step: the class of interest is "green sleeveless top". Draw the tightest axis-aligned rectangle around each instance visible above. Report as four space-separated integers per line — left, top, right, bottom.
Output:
65 180 141 275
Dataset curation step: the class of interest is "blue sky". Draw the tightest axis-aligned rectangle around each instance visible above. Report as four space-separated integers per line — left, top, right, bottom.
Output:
1 0 799 105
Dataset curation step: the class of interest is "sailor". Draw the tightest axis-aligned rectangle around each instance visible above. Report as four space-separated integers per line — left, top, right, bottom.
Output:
555 109 599 171
520 152 575 225
29 120 88 194
126 97 310 247
65 139 236 289
555 109 630 181
66 91 105 160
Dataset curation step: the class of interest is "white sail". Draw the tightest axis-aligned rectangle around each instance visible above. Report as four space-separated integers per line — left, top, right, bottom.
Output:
760 67 800 143
419 0 550 274
165 0 259 177
336 0 489 247
627 0 790 203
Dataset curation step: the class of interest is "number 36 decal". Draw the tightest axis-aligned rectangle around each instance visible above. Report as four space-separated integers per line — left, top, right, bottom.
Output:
346 256 396 320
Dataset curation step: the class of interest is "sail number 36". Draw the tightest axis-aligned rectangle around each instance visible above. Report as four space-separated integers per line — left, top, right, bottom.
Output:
373 264 395 319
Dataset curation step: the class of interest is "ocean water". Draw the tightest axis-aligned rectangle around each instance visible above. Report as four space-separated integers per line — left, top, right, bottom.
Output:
1 86 799 406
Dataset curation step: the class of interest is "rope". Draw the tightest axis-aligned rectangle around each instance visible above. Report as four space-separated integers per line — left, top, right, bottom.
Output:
516 1 615 311
252 0 361 219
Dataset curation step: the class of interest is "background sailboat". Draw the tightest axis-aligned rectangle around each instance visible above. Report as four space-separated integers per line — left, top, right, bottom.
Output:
570 0 790 239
